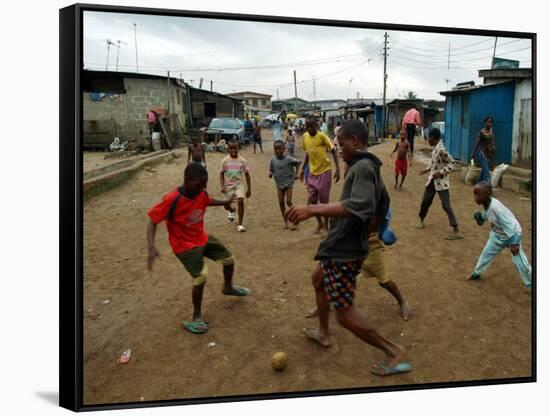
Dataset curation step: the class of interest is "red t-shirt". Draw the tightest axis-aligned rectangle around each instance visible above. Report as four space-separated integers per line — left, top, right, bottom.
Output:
147 189 211 254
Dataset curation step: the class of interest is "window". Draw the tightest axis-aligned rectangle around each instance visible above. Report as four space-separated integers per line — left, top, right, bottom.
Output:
204 102 216 117
252 99 258 107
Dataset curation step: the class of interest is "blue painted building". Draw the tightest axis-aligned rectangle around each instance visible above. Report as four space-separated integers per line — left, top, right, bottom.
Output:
440 81 515 164
438 67 536 168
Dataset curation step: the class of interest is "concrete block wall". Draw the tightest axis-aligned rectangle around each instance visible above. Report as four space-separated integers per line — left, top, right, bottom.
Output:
83 78 187 144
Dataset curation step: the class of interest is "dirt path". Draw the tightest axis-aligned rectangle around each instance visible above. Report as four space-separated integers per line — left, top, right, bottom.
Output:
83 131 532 405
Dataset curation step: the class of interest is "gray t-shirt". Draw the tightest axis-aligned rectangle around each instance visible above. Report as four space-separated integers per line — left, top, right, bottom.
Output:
315 151 389 262
269 155 301 189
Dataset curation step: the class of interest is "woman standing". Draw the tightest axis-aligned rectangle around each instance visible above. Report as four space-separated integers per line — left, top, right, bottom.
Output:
470 116 496 183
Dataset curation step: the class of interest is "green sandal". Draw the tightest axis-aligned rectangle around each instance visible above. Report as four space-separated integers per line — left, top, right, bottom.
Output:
182 320 208 334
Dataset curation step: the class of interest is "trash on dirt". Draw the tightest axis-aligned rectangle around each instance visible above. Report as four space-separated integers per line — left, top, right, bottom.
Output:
207 342 216 348
117 349 132 364
102 299 111 304
298 372 306 380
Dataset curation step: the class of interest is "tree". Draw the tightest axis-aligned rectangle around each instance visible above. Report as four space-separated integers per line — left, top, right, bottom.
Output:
404 90 418 100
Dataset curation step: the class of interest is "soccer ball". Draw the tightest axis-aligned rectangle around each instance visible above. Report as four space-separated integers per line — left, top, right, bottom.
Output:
271 352 287 371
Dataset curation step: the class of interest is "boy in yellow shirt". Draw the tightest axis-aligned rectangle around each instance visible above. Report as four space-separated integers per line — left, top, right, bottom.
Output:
299 115 341 234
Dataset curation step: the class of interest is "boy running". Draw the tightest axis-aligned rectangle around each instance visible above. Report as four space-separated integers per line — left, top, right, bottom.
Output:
391 127 412 190
286 119 411 376
220 141 252 232
466 181 532 288
269 140 301 229
298 115 341 234
416 128 463 240
146 163 250 335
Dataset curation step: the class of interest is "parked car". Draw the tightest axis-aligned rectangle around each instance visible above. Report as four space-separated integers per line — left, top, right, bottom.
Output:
427 121 445 140
206 118 245 144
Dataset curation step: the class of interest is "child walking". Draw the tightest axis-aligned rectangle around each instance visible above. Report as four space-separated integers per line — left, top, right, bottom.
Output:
466 181 532 288
252 120 263 154
391 127 412 190
284 128 297 157
286 119 411 376
146 163 250 335
220 141 252 232
188 135 206 168
269 140 301 229
416 128 463 240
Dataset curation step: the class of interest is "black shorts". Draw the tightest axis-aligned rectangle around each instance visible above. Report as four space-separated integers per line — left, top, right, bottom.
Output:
253 135 262 144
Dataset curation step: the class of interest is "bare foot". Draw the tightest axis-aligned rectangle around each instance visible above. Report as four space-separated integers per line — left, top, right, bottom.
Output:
303 328 332 348
394 183 398 190
305 307 318 318
399 301 411 321
284 221 289 230
313 224 323 235
398 185 403 191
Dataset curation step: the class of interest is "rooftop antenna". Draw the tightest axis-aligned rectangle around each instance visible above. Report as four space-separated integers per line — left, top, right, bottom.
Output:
105 39 118 71
115 40 128 71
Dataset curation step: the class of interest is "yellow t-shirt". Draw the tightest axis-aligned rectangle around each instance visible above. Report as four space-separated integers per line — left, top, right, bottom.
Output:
302 131 334 176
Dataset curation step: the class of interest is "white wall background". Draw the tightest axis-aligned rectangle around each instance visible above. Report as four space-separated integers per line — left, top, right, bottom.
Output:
1 1 548 415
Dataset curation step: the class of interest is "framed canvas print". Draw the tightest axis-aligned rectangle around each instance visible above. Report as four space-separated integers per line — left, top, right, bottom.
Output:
59 3 536 411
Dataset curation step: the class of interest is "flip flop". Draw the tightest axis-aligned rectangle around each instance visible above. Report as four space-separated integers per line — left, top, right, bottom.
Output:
371 361 412 376
415 220 424 229
182 320 208 334
223 286 250 297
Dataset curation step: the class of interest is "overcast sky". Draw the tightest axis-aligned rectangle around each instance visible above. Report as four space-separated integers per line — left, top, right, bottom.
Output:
83 11 532 101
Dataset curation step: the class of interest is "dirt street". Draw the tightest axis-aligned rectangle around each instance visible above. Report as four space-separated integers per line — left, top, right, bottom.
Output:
83 130 532 405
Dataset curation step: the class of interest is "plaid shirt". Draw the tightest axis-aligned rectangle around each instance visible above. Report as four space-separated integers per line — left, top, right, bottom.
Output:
427 141 454 191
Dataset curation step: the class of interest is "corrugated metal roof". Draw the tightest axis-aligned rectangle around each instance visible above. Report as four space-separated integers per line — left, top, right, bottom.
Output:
439 80 514 96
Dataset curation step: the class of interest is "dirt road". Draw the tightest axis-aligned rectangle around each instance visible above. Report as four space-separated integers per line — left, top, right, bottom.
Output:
83 131 532 405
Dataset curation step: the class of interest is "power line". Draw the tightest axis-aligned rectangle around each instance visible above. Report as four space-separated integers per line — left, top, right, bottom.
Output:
450 38 525 56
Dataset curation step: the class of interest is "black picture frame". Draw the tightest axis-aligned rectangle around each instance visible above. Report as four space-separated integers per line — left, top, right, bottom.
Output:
60 3 536 412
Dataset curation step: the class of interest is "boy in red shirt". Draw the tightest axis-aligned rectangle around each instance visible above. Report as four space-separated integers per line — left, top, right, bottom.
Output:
146 163 250 334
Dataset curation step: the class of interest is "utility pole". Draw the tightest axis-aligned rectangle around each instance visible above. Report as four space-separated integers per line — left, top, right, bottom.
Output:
277 87 279 101
293 70 298 113
448 42 451 70
134 23 139 72
382 32 389 138
312 77 316 102
167 71 171 113
210 80 213 91
491 37 498 68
